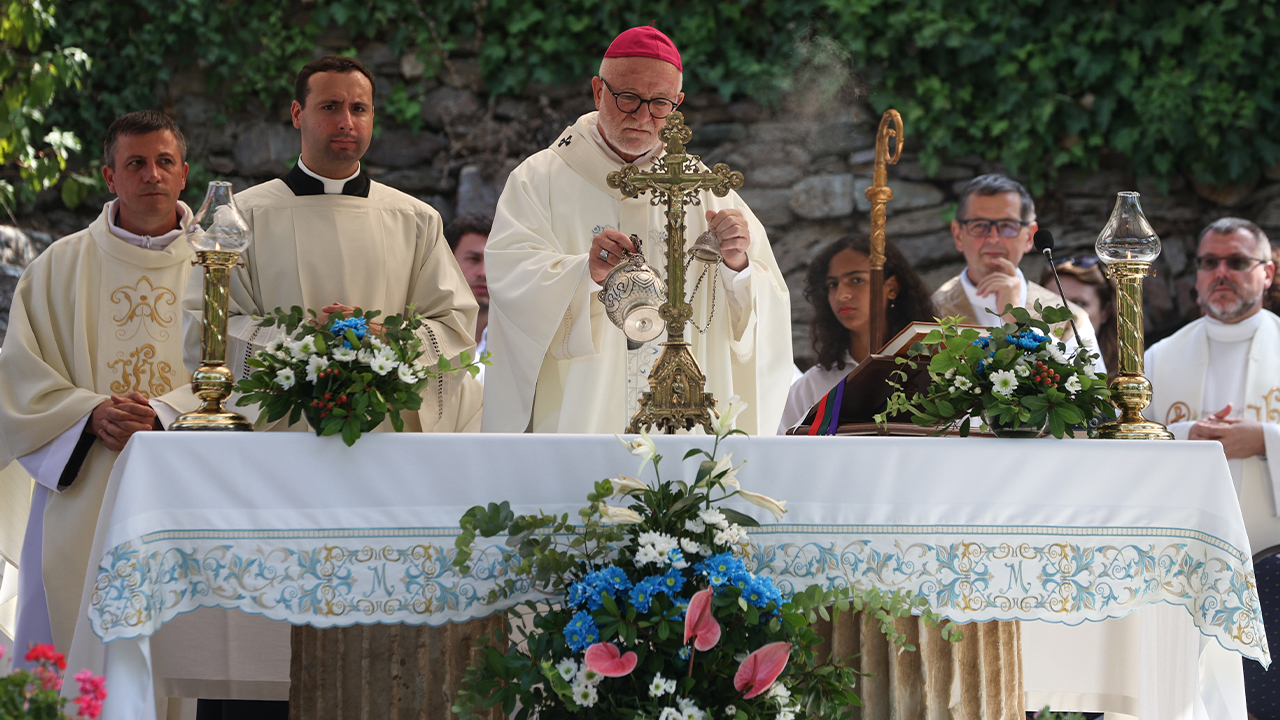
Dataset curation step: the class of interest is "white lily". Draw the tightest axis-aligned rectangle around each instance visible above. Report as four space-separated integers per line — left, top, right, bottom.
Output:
610 475 649 495
738 490 788 521
598 502 643 524
617 429 658 472
710 395 747 438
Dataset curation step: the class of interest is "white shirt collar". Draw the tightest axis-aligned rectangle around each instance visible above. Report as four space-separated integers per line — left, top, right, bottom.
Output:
106 199 186 250
1205 310 1265 343
959 267 1027 326
297 156 361 194
586 114 662 167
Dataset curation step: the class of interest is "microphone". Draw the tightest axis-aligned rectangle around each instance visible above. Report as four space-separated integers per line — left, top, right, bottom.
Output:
1034 229 1082 349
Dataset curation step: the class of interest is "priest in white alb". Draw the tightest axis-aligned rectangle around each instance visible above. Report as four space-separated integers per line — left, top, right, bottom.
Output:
1146 217 1280 550
483 26 792 434
0 111 194 656
177 56 482 432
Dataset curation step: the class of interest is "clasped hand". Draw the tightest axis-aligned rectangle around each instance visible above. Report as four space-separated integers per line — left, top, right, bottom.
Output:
90 392 160 451
314 303 384 336
1188 403 1266 459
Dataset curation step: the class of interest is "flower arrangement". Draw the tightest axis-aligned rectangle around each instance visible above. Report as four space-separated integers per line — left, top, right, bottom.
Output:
451 398 959 720
0 644 107 719
877 302 1112 438
234 305 486 445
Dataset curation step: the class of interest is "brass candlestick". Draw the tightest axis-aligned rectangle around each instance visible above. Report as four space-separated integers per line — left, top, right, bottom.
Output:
607 112 745 434
171 181 253 432
1094 191 1173 440
865 109 903 353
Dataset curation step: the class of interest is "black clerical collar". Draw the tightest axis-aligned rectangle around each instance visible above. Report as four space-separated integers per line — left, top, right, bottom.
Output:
282 163 371 198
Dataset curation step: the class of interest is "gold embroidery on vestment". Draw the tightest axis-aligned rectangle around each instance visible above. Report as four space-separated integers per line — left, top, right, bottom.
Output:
1166 401 1193 424
108 344 174 397
111 276 178 341
1246 387 1280 423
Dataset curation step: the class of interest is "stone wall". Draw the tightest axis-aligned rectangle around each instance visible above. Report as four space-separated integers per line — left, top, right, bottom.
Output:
6 37 1280 363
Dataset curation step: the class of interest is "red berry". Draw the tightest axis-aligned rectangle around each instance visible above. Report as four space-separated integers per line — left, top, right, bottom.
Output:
339 395 347 404
320 411 327 418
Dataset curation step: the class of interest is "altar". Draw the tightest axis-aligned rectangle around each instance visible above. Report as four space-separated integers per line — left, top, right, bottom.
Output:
65 432 1268 720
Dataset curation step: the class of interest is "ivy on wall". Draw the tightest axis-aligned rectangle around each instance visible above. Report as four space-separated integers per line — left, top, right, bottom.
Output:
37 0 1280 200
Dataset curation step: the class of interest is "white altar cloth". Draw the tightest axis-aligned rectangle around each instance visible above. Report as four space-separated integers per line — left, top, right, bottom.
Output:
68 433 1267 719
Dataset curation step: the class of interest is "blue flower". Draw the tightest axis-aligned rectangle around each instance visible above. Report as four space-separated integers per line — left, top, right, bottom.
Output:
971 337 990 349
630 577 660 613
657 567 685 595
695 553 748 588
743 576 781 609
564 610 600 653
678 646 692 660
330 317 369 348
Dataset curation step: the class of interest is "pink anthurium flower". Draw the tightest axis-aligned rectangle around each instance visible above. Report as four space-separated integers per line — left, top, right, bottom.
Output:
583 642 638 677
683 587 722 651
733 641 792 699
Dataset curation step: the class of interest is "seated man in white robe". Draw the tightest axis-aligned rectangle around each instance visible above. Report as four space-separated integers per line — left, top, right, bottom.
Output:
0 110 194 658
178 56 482 432
1146 217 1280 551
483 26 792 434
932 174 1105 376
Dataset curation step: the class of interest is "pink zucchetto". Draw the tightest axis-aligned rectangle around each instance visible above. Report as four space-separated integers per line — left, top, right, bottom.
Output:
603 25 682 71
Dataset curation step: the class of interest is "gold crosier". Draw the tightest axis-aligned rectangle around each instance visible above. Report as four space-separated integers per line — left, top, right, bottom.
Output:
607 112 745 434
865 110 904 353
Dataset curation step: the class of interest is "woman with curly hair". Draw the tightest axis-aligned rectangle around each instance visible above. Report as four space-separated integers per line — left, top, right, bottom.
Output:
1039 256 1118 377
778 236 937 432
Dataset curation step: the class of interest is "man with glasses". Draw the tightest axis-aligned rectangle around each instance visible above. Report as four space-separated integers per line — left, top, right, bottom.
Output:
1146 217 1280 551
482 26 792 434
933 174 1103 373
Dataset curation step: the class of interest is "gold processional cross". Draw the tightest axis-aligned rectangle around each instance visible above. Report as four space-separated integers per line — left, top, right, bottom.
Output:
607 112 744 434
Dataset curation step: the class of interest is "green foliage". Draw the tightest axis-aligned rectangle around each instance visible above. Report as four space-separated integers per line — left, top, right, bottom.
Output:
233 305 487 446
451 432 960 720
0 0 92 212
876 303 1112 438
39 0 1280 198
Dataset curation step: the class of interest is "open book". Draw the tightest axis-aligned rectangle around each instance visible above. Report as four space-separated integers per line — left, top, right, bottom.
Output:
788 321 984 436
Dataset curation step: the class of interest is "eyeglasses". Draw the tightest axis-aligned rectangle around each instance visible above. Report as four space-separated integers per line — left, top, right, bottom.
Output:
955 218 1030 239
1194 255 1270 272
600 78 679 119
1055 256 1101 270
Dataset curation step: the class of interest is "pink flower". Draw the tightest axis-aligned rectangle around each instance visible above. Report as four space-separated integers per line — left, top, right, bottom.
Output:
74 668 108 719
733 641 792 699
583 642 638 678
683 587 722 652
0 644 5 660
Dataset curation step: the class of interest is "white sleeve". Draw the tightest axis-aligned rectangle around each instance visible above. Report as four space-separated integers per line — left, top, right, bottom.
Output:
718 264 755 338
17 415 90 492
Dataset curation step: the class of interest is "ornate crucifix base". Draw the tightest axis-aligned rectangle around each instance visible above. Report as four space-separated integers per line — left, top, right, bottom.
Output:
626 342 715 434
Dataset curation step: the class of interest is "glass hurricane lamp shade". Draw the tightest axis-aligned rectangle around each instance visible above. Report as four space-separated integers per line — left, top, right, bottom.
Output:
1092 191 1173 440
170 180 253 432
186 181 251 254
1095 191 1160 264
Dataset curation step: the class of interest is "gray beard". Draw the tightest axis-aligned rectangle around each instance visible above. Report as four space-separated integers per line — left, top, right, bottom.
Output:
1200 288 1263 322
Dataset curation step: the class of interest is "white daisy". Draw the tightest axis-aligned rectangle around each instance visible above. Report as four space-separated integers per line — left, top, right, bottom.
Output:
572 681 598 707
724 706 736 719
297 336 318 356
396 363 418 384
951 375 973 392
990 369 1018 397
274 367 296 390
370 356 397 376
305 355 328 383
635 545 664 566
698 509 726 528
649 674 673 697
659 709 683 720
684 519 705 533
1064 374 1082 394
1045 342 1070 364
680 538 704 555
332 347 357 362
1014 360 1030 378
555 658 578 682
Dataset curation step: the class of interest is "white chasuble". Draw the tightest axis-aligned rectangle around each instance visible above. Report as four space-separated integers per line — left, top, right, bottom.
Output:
1146 310 1280 551
179 170 482 433
483 112 793 434
0 202 194 649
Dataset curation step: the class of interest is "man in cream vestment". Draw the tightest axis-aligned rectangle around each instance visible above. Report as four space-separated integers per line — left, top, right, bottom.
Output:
178 56 481 432
932 174 1105 376
1147 218 1280 551
483 27 792 434
0 111 194 656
